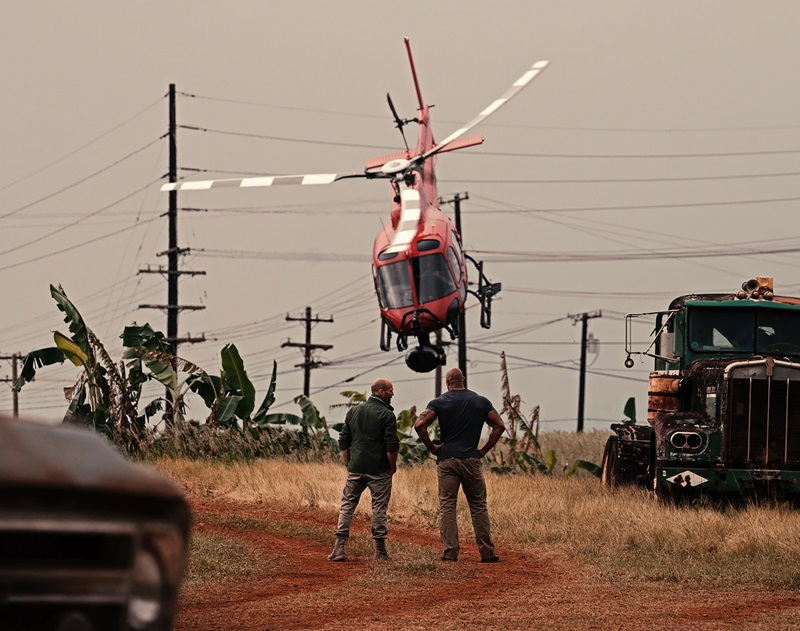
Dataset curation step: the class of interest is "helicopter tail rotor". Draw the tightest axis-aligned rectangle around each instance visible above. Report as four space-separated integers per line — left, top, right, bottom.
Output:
387 92 411 152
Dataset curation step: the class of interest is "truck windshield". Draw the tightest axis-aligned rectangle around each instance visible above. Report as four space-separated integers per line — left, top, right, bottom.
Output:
689 307 800 356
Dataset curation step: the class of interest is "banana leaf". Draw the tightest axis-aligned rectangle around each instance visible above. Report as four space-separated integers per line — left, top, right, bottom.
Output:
188 373 222 409
564 459 602 478
14 347 65 390
544 449 557 473
395 407 417 432
50 285 90 356
121 323 165 347
221 344 256 419
54 331 88 366
217 395 244 426
124 346 177 391
517 451 551 475
252 361 278 424
255 412 304 426
293 394 326 429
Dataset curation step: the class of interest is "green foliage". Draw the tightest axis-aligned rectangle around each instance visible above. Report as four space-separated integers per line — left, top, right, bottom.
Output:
622 396 637 424
16 284 340 462
395 406 430 465
488 352 600 477
252 361 278 425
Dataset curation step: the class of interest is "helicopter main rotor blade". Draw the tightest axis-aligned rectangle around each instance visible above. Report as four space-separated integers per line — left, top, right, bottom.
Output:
383 188 421 255
417 59 549 164
161 171 365 192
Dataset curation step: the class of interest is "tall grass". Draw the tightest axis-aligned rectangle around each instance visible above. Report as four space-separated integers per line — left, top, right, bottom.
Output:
157 428 800 587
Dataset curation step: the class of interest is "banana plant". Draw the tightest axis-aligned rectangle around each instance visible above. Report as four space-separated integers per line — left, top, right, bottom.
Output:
183 343 260 428
15 285 142 448
121 323 212 426
392 405 427 464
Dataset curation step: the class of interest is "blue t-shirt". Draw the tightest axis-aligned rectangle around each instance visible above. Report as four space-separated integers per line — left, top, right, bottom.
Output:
426 389 495 460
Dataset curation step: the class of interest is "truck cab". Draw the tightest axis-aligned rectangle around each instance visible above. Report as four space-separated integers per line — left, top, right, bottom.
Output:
604 277 800 500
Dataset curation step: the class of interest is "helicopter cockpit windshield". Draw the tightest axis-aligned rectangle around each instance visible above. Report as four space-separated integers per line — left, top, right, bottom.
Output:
414 254 457 303
377 260 414 310
377 253 458 311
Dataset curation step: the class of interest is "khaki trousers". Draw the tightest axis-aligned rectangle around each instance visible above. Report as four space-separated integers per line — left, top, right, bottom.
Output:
334 470 393 540
437 457 495 560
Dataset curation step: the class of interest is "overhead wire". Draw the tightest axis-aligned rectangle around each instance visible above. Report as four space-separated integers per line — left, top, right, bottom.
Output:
0 177 163 258
181 90 800 133
0 95 165 193
0 137 165 220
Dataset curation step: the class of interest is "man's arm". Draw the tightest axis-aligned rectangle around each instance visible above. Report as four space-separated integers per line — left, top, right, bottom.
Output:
384 411 400 475
338 411 353 466
477 409 505 457
414 408 441 455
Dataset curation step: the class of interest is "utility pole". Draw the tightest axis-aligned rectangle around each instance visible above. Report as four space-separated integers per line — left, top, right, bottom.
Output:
139 84 206 420
570 310 602 432
139 84 207 351
0 353 20 418
282 307 333 397
439 192 469 387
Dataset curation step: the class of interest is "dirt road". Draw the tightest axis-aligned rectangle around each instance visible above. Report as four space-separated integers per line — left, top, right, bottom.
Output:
174 500 800 630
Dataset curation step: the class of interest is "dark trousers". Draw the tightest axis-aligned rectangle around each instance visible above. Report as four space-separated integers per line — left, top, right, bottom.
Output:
437 457 495 560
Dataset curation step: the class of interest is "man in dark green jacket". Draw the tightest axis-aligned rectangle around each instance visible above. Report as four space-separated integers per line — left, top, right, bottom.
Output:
328 378 399 561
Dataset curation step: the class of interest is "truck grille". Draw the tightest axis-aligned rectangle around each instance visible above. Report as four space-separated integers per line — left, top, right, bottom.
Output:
727 361 800 466
0 518 135 630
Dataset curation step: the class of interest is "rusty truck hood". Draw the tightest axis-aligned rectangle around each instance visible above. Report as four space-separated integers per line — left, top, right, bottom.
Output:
0 417 183 500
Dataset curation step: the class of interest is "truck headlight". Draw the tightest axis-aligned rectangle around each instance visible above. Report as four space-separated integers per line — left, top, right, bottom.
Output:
127 548 163 630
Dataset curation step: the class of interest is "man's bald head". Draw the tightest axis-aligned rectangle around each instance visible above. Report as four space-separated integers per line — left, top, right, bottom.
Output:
445 368 465 389
371 378 394 403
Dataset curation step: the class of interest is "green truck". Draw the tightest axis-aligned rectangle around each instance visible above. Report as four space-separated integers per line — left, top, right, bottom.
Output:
602 277 800 500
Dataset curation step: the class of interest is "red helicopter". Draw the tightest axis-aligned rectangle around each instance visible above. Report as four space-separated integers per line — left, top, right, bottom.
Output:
163 39 549 372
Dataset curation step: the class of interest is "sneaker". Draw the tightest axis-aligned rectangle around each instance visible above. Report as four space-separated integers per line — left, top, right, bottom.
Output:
480 555 500 563
440 555 458 562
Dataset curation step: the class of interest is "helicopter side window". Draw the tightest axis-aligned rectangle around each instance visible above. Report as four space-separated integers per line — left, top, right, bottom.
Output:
446 246 462 283
377 261 414 309
450 230 464 262
416 239 440 252
415 253 457 303
378 250 398 261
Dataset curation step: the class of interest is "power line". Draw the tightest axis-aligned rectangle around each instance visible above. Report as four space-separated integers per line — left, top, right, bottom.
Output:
470 192 800 215
0 137 165 220
445 170 800 185
0 209 161 273
0 95 165 193
180 91 800 134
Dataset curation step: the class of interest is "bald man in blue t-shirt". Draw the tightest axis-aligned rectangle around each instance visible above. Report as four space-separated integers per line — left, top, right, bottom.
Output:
414 368 505 562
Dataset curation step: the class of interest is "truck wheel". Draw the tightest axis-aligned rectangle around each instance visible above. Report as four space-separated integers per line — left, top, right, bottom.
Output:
601 436 620 487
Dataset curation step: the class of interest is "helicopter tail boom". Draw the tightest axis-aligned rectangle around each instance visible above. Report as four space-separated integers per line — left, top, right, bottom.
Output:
383 188 421 254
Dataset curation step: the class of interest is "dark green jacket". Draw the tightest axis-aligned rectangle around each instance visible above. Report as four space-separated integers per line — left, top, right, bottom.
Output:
338 395 399 474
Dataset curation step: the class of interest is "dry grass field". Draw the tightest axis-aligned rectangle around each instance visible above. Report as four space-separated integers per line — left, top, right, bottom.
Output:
156 429 800 630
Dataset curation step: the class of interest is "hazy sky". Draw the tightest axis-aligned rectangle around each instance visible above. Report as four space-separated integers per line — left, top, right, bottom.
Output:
3 2 800 431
